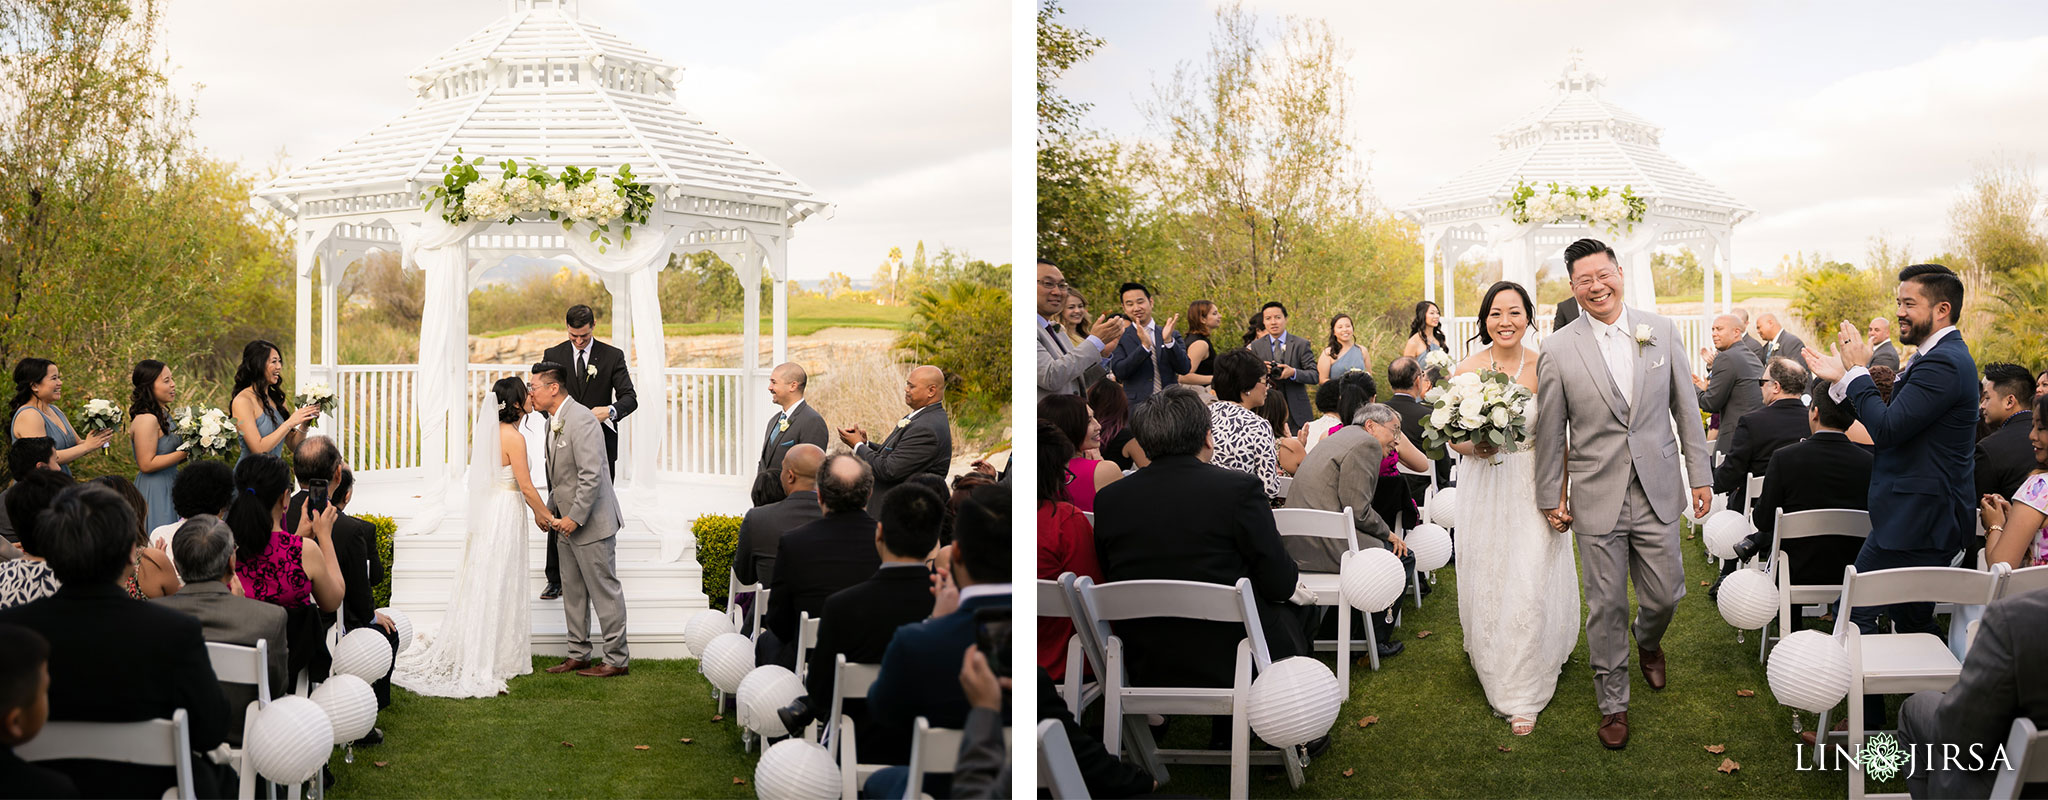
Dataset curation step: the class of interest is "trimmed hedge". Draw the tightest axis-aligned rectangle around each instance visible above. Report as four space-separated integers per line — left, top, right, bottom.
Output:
693 513 740 611
358 513 397 609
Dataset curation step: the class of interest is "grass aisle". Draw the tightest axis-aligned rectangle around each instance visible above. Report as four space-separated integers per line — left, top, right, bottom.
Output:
327 658 753 799
1163 522 1883 798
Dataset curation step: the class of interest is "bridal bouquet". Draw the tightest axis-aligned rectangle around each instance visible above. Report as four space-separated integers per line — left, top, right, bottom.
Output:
296 382 338 414
172 406 240 460
1418 369 1535 462
77 399 124 436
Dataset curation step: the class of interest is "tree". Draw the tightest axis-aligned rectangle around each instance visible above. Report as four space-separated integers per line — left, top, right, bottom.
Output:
896 273 1010 435
1650 250 1703 298
1947 158 2046 279
1036 1 1163 295
1788 259 1889 338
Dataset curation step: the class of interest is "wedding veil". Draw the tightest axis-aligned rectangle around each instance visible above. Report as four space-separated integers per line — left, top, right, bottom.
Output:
467 389 504 512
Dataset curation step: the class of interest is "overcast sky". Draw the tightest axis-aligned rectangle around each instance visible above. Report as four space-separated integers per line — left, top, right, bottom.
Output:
1059 0 2048 274
159 0 1008 281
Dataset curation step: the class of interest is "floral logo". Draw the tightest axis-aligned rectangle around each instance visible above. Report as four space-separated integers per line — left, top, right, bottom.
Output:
1861 732 1907 783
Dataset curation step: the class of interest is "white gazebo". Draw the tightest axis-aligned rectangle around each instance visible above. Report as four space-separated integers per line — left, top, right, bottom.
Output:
254 0 830 656
1401 53 1752 369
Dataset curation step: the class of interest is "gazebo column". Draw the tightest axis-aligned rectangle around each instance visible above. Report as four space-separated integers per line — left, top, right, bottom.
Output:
319 251 341 386
1720 237 1734 314
294 234 317 388
769 240 788 366
1422 231 1438 309
1701 238 1716 321
740 242 764 475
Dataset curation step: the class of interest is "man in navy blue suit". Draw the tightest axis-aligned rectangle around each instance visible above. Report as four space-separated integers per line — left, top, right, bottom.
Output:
1105 282 1189 408
863 482 1010 800
1804 263 1979 636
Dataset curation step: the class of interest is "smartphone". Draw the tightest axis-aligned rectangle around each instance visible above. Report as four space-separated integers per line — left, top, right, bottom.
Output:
307 478 330 513
973 607 1010 679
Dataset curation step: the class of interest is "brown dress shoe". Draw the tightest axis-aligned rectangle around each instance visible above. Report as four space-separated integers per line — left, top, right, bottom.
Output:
577 663 629 678
1599 712 1630 749
544 658 591 674
1640 646 1667 690
1799 719 1849 747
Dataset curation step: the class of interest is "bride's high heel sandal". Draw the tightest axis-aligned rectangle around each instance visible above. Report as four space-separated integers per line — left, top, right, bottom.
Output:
1509 715 1537 736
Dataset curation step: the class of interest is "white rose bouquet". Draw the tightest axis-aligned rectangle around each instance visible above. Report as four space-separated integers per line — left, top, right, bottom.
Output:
1421 350 1454 377
1419 369 1535 463
78 399 124 438
295 382 338 414
173 406 240 460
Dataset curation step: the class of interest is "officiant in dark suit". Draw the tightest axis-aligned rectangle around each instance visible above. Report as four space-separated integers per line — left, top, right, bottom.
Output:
539 304 637 601
1249 301 1320 429
840 365 951 517
751 362 830 506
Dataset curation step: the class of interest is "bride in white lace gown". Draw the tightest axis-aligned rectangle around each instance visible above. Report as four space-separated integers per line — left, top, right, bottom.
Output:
393 380 552 698
1449 282 1580 735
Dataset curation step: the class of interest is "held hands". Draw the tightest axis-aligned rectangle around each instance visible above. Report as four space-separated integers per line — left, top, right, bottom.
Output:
533 512 554 533
1471 440 1499 459
288 404 322 428
1088 314 1127 344
82 427 116 449
837 425 869 448
552 517 579 535
1981 494 2010 531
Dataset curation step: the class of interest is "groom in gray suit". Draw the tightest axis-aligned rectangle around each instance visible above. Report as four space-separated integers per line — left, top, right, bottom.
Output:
530 362 630 678
1534 239 1713 750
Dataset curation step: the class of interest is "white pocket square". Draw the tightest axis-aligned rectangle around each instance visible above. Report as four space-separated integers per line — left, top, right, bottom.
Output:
1652 357 1665 368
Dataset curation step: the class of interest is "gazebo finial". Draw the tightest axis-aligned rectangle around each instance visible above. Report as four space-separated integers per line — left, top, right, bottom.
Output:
1556 48 1604 95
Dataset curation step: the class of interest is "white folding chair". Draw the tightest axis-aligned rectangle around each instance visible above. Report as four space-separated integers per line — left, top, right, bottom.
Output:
1074 575 1307 797
1743 473 1764 518
1818 565 2001 798
205 640 272 799
794 612 822 685
1274 475 1293 500
1082 511 1094 527
1038 719 1091 800
1999 564 2048 600
1037 574 1099 718
1761 509 1871 662
902 716 1011 800
17 708 197 800
1992 717 2048 799
828 654 886 800
1272 507 1368 687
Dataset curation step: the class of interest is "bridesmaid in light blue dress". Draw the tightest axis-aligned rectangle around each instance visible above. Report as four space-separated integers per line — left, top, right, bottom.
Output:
230 341 319 467
1318 313 1370 381
130 360 188 531
1403 300 1453 365
9 357 113 475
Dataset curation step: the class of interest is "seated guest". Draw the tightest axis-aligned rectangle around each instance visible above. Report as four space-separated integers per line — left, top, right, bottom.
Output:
1978 395 2048 569
1385 357 1447 503
145 459 236 576
1259 380 1306 475
0 437 58 546
1035 668 1154 798
1036 421 1103 680
1730 379 1870 588
1300 380 1343 453
1087 380 1142 471
1898 586 2048 799
230 454 344 691
153 516 288 747
0 484 232 798
324 469 396 729
762 454 881 669
1092 386 1311 745
87 476 179 599
905 474 953 536
799 483 943 764
0 624 77 798
1977 363 2037 500
1711 358 1812 595
0 471 70 610
946 471 995 543
866 483 1011 800
1283 388 1411 660
734 443 826 593
1209 349 1283 499
1039 394 1119 513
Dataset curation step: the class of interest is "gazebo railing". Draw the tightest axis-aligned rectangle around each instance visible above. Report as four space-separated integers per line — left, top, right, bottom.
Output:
329 365 423 472
1446 315 1708 375
660 368 747 477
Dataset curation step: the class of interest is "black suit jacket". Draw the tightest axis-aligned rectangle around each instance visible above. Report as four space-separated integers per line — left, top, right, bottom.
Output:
866 593 1010 772
1713 398 1811 511
0 583 230 798
734 490 823 588
1553 297 1580 329
543 340 639 467
1092 455 1301 689
1386 392 1450 495
1752 431 1872 585
286 495 383 632
765 510 882 666
859 404 952 517
807 564 935 764
1978 411 2037 501
752 402 830 506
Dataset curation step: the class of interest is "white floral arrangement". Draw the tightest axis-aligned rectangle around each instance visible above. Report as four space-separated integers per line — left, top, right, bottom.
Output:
295 382 338 414
77 398 124 436
1501 179 1647 235
424 151 654 253
1421 350 1454 376
172 406 240 460
1419 369 1535 462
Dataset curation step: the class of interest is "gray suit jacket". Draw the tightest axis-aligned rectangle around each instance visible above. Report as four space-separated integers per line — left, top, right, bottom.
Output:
1249 333 1319 428
1906 587 2048 798
153 581 288 743
1700 343 1766 426
1759 331 1807 368
1534 310 1714 535
546 397 623 545
1036 320 1102 400
1282 426 1390 573
1870 339 1901 371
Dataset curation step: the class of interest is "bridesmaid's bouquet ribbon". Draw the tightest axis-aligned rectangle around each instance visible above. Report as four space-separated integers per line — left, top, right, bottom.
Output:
1419 369 1534 461
172 406 240 460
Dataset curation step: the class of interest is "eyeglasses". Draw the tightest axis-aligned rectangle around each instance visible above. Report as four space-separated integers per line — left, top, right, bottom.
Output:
1571 269 1619 289
1037 279 1071 291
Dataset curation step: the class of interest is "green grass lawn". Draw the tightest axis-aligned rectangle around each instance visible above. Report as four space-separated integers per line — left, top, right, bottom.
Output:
1655 280 1799 305
475 296 913 340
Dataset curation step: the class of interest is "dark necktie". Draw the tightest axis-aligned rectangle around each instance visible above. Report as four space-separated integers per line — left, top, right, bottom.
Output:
577 349 587 384
1046 322 1068 355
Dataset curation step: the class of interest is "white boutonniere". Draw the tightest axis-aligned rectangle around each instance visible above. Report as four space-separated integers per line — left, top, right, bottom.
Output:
550 417 564 435
586 363 598 379
1633 323 1655 351
896 417 911 429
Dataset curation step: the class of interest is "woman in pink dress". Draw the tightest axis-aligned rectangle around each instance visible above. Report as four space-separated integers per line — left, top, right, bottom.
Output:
1038 394 1120 512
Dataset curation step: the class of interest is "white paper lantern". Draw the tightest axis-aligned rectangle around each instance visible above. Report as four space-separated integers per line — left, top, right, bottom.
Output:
309 673 379 744
686 609 737 658
1767 629 1853 714
377 607 415 655
246 695 333 785
1428 487 1458 529
700 632 755 693
754 739 840 800
1340 548 1406 612
1246 656 1342 748
332 627 393 682
1716 569 1779 630
1406 523 1454 572
737 665 806 737
1702 510 1752 560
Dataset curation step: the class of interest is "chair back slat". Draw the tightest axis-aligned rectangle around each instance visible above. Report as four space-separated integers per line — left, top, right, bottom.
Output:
1038 720 1092 800
18 708 195 798
1839 566 2001 614
906 716 1013 799
1038 577 1072 618
1079 578 1251 624
2002 565 2048 600
1271 507 1352 544
206 640 271 707
1992 717 2048 799
1776 509 1873 541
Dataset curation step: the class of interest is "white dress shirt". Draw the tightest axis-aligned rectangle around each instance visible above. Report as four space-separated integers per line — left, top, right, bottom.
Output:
1831 325 1955 403
1583 309 1636 406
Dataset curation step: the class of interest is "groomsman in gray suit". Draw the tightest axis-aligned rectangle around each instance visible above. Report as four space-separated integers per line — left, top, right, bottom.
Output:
530 362 629 678
840 365 952 517
1035 260 1124 400
1696 313 1766 454
1249 301 1320 429
1867 316 1902 371
751 362 830 506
